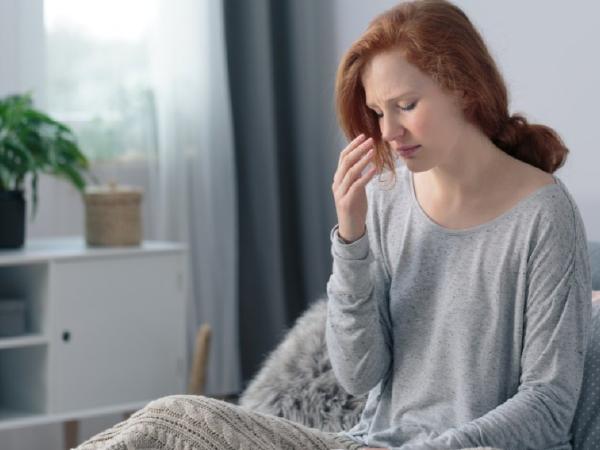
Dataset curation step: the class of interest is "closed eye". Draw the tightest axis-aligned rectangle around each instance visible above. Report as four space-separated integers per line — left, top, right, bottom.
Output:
400 101 417 111
370 101 417 118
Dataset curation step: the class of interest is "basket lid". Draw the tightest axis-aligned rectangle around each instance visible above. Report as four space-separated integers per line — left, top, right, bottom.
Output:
85 182 142 201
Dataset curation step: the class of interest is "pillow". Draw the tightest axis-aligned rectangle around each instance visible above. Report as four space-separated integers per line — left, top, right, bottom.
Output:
570 299 600 449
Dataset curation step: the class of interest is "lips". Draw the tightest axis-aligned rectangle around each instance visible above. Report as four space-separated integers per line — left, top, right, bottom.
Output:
397 145 421 158
398 145 420 152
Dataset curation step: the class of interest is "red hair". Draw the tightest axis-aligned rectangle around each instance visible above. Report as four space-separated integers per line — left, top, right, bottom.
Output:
335 0 568 182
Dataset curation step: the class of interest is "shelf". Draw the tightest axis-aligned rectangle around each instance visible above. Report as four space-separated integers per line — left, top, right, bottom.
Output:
0 237 186 266
0 334 48 350
0 408 39 423
0 264 48 335
0 346 47 415
0 238 187 432
0 400 150 431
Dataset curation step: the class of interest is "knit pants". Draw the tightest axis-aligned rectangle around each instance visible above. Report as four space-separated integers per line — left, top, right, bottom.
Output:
74 394 363 450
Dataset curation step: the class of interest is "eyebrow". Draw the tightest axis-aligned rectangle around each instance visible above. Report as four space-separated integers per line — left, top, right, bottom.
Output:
365 90 418 109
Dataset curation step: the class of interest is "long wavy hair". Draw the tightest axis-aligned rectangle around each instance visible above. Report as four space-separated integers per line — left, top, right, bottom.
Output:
335 0 568 183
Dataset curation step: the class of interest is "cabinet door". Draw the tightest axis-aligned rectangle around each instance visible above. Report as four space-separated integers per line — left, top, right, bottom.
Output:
47 253 186 413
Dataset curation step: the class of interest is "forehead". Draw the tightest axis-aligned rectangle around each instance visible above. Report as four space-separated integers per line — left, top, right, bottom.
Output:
361 49 430 104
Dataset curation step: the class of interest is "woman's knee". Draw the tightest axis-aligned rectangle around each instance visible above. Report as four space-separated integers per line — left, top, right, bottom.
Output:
146 394 202 408
144 394 225 419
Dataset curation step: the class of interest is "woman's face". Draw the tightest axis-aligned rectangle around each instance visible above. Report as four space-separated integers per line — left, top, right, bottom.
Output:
361 48 468 171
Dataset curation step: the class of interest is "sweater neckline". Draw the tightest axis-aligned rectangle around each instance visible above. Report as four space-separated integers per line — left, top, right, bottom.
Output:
407 167 562 235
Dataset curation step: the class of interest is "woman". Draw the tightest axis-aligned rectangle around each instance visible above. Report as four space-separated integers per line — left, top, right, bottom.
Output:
327 0 591 449
76 1 590 450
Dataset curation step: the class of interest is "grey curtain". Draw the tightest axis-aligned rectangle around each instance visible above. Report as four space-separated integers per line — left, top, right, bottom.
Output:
223 0 340 388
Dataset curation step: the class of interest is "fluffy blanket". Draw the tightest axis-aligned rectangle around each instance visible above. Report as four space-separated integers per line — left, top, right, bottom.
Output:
239 297 367 432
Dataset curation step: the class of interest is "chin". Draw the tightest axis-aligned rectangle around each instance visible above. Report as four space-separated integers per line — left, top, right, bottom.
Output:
400 160 429 173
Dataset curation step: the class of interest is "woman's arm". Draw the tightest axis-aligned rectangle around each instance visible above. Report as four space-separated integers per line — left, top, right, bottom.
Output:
326 183 394 397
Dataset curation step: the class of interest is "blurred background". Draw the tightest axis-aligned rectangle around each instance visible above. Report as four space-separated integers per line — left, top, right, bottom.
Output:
0 0 598 448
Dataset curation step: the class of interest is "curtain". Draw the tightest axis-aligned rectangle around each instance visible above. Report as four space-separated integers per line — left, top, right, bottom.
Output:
148 0 340 394
223 0 339 387
0 0 45 101
147 0 241 395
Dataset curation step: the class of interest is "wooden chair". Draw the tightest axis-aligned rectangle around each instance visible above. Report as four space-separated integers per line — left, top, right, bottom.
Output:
188 323 212 395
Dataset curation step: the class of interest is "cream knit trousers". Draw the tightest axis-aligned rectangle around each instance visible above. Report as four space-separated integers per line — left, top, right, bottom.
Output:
74 395 362 450
74 394 502 450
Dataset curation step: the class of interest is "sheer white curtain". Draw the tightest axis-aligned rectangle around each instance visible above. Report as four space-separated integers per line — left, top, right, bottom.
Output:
0 0 45 100
147 0 240 395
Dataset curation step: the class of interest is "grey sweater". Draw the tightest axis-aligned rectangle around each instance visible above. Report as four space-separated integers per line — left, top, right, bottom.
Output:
326 164 591 450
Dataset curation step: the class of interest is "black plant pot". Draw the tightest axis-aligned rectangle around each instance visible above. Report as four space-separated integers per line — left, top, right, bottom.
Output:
0 190 26 249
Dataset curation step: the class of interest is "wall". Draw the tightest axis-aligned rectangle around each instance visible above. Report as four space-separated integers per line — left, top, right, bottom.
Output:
332 0 600 240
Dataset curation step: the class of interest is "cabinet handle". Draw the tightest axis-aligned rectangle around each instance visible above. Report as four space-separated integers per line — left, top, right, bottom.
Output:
62 330 71 342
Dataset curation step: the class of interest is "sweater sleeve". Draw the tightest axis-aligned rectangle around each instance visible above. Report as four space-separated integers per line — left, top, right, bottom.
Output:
391 199 593 450
325 187 394 397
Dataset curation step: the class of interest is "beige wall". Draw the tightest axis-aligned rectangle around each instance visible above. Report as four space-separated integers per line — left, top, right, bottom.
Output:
332 0 600 241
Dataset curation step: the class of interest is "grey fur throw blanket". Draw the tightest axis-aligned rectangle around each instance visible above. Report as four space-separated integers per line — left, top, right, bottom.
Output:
238 297 367 432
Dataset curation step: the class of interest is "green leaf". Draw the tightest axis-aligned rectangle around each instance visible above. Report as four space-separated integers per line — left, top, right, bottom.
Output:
30 173 39 220
0 92 91 214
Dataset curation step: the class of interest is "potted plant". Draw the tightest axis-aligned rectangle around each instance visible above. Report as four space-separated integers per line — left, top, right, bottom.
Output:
0 92 92 249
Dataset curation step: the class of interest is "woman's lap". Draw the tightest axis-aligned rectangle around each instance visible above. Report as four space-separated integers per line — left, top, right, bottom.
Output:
75 394 362 450
73 394 503 449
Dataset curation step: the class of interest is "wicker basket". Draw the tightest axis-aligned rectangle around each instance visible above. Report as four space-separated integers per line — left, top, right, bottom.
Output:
84 183 142 247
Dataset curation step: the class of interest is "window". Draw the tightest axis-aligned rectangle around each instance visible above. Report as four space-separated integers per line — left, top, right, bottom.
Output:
44 0 158 162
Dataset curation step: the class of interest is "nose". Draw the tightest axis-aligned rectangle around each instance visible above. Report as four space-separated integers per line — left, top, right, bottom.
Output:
380 114 406 142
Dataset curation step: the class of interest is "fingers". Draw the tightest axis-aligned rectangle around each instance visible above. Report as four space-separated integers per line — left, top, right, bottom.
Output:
337 133 367 166
334 135 375 187
337 135 374 173
338 147 377 196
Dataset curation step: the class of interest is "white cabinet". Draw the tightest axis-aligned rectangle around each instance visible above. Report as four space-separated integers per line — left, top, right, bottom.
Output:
0 238 187 430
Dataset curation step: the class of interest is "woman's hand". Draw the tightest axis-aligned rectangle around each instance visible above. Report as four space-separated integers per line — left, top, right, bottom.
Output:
332 134 377 243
